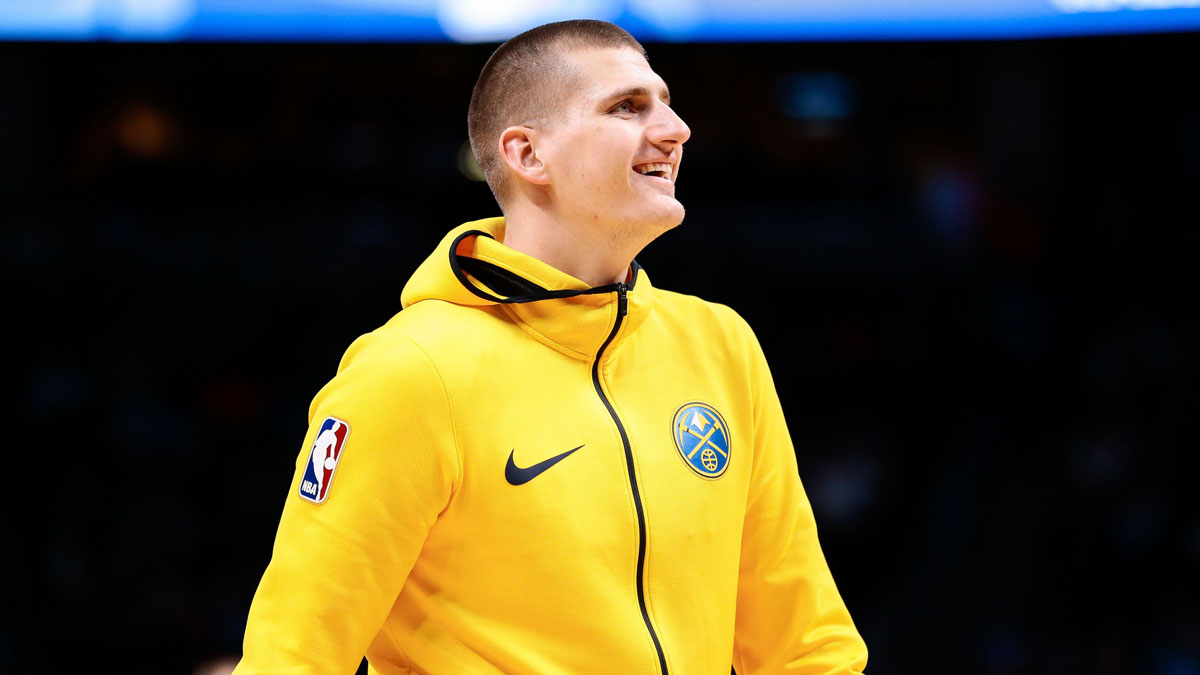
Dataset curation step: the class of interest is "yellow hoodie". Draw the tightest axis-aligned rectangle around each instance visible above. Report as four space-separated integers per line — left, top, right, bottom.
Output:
235 218 867 675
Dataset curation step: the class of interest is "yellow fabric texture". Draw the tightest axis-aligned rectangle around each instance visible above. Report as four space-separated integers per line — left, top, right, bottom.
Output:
235 218 868 674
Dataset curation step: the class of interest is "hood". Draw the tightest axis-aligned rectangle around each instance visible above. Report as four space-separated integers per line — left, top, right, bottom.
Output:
401 217 655 361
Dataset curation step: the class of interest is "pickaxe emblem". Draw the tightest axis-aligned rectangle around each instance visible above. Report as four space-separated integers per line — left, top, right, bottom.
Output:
678 413 727 461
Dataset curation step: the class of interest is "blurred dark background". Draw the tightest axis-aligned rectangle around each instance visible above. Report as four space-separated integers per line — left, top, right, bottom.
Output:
6 32 1199 674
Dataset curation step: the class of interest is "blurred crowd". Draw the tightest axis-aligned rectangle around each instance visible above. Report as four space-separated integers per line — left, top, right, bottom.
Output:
5 33 1198 674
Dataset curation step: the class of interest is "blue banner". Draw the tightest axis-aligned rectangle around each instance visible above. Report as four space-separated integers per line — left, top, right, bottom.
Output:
3 0 1199 41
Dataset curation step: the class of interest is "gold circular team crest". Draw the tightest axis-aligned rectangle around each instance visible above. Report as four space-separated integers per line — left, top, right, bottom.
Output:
671 402 731 479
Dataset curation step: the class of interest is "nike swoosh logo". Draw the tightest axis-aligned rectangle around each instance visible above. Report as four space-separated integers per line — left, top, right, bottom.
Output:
505 445 584 486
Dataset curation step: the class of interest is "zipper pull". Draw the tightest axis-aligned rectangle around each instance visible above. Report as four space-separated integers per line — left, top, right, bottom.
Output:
617 283 629 318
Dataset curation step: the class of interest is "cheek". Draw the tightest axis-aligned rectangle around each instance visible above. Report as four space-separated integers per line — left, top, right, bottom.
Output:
579 131 632 171
554 129 636 196
577 153 629 194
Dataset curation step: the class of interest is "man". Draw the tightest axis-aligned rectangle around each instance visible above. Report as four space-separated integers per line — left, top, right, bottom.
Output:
235 19 868 674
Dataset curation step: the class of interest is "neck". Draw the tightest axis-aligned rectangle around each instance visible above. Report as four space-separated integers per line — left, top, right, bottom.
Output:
500 206 637 288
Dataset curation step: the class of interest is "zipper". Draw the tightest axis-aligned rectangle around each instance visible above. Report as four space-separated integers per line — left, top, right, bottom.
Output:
591 283 668 674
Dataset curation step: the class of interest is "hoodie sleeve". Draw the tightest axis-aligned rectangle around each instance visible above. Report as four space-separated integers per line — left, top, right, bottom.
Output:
234 331 460 675
731 320 868 674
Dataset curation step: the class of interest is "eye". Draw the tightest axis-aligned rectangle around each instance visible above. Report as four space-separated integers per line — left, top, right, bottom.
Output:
612 100 636 115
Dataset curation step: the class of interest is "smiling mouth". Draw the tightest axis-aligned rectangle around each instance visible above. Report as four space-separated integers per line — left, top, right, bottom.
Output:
633 162 673 181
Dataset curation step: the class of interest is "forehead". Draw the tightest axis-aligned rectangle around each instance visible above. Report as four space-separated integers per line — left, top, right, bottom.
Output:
559 46 668 105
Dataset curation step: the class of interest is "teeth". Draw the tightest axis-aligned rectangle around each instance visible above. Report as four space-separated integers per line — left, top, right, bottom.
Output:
635 162 673 177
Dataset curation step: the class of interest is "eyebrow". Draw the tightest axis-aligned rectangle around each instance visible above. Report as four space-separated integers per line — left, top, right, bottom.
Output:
604 86 671 105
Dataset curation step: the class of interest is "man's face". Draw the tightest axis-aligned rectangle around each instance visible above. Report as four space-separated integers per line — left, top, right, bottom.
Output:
537 46 691 242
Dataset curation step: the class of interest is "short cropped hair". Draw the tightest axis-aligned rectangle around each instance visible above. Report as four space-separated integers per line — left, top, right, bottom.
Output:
468 20 646 207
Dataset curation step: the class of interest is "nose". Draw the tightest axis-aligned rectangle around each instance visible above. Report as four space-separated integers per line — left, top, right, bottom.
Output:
648 100 691 148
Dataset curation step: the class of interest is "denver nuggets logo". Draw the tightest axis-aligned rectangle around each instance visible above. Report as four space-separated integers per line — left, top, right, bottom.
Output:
672 402 731 479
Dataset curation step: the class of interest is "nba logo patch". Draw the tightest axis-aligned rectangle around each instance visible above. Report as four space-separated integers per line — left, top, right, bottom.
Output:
672 403 731 479
299 417 349 504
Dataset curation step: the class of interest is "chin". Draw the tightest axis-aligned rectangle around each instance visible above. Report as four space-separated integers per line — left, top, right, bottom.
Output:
636 203 686 248
608 203 684 251
654 198 686 231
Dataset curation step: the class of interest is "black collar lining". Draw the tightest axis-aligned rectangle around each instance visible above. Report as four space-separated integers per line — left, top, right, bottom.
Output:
447 229 641 304
457 256 545 297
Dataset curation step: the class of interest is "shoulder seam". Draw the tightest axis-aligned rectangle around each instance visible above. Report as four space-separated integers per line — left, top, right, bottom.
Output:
392 333 465 498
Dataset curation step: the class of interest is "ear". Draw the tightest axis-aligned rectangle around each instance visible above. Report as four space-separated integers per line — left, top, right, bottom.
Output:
498 126 551 187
